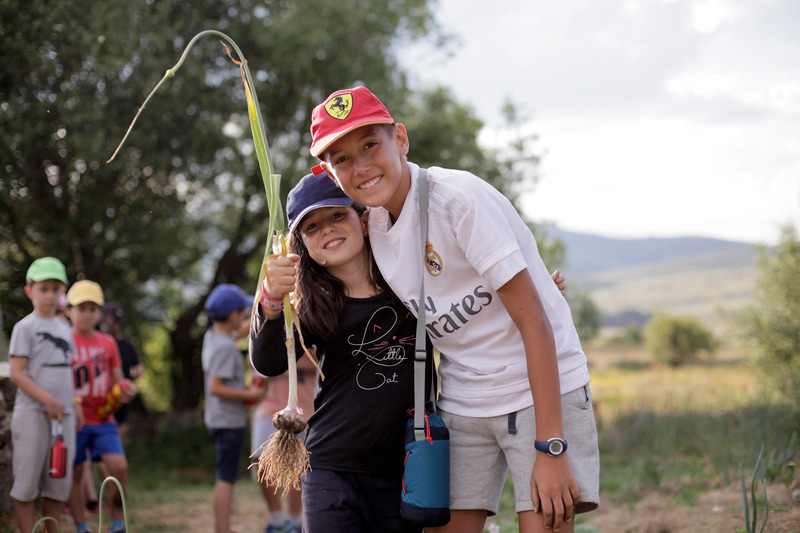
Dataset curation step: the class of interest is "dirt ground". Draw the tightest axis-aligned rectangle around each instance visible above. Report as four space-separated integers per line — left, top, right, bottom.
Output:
1 481 798 532
586 482 800 533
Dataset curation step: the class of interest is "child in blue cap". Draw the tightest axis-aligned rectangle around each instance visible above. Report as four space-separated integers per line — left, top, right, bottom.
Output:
202 284 264 533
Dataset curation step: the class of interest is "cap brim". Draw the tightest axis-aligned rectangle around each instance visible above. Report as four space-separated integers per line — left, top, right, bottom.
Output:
310 119 395 158
288 197 355 233
68 296 104 306
29 275 68 284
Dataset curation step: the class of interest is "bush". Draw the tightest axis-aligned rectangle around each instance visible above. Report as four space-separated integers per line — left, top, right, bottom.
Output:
568 291 603 342
644 313 718 366
739 225 800 405
608 323 644 346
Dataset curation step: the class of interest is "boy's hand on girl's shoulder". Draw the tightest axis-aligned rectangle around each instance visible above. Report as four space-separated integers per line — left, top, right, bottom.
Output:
551 269 566 296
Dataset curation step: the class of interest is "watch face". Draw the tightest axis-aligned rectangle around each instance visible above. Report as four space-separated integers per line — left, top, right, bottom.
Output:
548 440 564 455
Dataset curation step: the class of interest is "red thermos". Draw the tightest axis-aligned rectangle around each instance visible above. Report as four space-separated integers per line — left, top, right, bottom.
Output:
49 424 67 478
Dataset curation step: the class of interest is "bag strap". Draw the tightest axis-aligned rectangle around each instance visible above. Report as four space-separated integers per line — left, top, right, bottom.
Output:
414 168 432 441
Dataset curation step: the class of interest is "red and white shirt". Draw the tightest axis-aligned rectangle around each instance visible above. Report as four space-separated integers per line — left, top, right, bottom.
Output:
71 331 122 425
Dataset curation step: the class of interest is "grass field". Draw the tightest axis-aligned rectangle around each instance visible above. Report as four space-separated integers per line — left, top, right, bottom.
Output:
2 341 798 533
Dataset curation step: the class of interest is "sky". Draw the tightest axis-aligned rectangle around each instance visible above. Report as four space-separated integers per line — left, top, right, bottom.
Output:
400 0 800 244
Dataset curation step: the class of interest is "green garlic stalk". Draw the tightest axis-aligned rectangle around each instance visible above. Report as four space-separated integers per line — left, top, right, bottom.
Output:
107 29 312 492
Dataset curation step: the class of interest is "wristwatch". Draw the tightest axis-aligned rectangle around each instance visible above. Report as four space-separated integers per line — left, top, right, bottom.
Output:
534 437 568 457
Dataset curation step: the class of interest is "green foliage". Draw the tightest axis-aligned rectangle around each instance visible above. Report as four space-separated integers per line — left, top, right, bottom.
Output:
568 291 603 342
739 225 800 405
137 323 173 412
764 431 799 502
644 313 718 367
608 323 644 346
0 0 552 410
740 446 769 533
600 403 799 506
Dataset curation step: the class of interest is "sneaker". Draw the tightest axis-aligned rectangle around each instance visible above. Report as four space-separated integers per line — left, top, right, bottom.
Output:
109 525 126 533
265 521 293 533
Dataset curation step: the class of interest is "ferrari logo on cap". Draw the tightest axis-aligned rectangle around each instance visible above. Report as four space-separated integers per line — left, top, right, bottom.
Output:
325 93 352 120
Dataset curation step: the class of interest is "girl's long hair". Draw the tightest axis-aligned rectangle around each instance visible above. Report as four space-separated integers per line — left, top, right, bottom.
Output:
290 203 394 340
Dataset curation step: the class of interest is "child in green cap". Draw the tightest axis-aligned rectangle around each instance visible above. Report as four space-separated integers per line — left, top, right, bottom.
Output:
9 257 80 533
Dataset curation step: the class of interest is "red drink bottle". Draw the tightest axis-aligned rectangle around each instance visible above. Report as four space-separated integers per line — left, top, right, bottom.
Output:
49 434 67 478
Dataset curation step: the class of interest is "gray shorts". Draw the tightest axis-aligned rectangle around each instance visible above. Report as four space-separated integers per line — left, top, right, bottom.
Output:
11 410 76 502
440 384 599 515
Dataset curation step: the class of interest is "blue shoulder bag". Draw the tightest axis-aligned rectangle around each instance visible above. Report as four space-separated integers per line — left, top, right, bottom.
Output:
400 168 451 527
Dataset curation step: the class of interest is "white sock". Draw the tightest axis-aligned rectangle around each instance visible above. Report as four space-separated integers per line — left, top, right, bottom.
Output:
289 514 301 527
269 510 287 526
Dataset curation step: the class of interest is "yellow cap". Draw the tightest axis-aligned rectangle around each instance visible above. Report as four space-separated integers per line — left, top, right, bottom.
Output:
67 280 105 306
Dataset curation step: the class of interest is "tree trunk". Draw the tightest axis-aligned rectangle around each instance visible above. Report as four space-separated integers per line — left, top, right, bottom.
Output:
168 209 263 411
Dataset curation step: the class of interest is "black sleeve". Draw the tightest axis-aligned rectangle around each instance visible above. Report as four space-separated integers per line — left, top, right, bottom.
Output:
126 339 141 366
248 306 313 377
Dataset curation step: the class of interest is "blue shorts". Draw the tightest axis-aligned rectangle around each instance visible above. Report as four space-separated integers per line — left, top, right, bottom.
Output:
209 427 245 484
302 469 422 533
74 422 125 465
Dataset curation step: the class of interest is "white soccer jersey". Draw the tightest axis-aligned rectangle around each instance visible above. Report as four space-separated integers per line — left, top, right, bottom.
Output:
368 162 590 417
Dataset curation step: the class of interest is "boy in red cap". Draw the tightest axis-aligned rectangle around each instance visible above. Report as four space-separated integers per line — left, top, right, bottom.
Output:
310 87 599 533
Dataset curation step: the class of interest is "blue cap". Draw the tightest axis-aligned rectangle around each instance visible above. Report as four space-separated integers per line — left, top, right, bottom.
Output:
205 284 253 319
286 169 354 233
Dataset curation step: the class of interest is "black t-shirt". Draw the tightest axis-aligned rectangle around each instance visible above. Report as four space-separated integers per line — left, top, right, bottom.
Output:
250 294 431 476
117 337 140 380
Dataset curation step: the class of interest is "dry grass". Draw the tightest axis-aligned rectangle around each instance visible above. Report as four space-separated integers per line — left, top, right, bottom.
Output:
587 343 760 424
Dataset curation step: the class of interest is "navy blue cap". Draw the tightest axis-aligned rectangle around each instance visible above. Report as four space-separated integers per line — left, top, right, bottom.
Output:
205 284 253 319
287 169 354 233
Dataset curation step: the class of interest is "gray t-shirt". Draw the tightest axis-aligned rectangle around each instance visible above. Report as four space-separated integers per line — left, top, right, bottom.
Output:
9 314 75 414
201 329 247 429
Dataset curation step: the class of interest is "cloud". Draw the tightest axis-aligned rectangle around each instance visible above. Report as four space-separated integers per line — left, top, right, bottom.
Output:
400 0 800 244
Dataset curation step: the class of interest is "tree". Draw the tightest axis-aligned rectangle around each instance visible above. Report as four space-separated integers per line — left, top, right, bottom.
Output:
644 313 718 367
2 0 554 411
1 0 440 409
740 225 800 403
568 291 602 343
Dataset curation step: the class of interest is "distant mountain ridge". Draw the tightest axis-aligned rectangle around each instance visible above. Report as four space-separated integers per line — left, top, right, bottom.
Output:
547 227 756 278
545 228 759 332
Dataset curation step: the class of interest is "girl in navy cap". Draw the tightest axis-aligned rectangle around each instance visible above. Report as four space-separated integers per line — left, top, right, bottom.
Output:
249 171 565 533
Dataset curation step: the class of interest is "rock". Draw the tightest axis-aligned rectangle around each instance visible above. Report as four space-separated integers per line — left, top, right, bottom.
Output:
0 374 15 516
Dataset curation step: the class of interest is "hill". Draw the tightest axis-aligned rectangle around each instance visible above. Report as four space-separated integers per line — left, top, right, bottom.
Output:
547 228 760 333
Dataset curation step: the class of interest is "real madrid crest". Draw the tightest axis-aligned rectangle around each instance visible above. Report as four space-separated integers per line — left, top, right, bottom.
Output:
325 93 353 120
425 242 443 276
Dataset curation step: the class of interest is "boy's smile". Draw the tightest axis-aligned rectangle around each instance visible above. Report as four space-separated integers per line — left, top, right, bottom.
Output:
322 124 412 219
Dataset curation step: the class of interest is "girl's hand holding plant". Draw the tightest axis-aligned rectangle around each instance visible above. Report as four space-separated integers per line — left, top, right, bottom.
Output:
261 254 300 319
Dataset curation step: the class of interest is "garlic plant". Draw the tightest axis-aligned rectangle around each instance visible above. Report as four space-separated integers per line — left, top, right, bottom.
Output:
108 29 318 493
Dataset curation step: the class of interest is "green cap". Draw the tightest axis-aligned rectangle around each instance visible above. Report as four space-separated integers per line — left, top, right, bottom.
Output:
26 257 68 284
